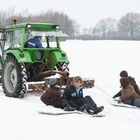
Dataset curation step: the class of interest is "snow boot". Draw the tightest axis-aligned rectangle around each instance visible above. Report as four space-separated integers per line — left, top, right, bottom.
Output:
86 106 104 115
64 106 76 111
93 106 104 114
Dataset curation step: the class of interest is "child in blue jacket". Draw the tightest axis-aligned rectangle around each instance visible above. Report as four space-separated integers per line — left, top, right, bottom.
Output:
63 76 104 114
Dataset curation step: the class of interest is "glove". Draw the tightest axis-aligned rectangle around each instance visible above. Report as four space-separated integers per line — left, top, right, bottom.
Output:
114 98 122 103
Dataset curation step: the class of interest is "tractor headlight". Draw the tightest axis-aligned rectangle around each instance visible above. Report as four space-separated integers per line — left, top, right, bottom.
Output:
27 24 32 28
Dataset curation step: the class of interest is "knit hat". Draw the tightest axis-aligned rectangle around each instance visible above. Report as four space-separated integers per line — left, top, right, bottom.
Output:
48 78 57 86
120 70 128 77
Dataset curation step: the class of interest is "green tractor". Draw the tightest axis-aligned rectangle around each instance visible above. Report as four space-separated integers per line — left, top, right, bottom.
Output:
0 20 69 98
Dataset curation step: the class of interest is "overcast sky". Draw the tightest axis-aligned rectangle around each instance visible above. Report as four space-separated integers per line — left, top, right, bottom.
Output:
1 0 140 28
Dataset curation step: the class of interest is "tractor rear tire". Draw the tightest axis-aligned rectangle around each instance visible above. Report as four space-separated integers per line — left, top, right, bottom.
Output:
2 56 27 98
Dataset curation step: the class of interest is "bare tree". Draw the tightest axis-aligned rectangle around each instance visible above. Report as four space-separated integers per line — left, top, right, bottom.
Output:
118 12 140 39
5 7 16 25
0 10 7 27
95 19 107 39
0 8 78 37
95 18 116 39
72 20 80 37
31 10 77 37
106 18 117 37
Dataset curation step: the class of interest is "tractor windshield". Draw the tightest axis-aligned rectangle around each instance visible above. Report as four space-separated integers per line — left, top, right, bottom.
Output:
25 30 68 48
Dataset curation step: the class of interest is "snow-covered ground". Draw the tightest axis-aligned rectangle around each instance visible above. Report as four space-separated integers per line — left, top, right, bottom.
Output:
1 40 140 140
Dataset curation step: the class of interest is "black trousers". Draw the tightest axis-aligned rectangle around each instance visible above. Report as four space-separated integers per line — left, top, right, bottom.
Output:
52 98 70 109
83 96 97 109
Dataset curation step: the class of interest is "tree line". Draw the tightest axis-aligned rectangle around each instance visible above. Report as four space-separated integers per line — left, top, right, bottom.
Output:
0 8 79 37
0 8 140 40
79 13 140 40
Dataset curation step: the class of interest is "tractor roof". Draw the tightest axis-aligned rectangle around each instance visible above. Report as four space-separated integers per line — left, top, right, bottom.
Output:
4 23 59 31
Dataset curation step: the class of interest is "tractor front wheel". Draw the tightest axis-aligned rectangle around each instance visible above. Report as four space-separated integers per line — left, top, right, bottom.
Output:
2 56 27 98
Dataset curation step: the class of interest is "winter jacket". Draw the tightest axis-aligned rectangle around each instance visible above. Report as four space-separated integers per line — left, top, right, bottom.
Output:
120 84 140 101
63 85 98 111
25 37 43 48
40 86 61 105
62 84 84 109
63 84 83 101
128 76 140 95
113 76 140 98
41 86 74 109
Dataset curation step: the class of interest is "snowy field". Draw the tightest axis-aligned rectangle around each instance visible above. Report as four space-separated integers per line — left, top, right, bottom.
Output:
0 40 140 140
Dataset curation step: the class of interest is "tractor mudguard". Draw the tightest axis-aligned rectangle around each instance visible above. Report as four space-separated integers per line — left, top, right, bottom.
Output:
47 50 69 68
4 50 32 63
52 51 69 62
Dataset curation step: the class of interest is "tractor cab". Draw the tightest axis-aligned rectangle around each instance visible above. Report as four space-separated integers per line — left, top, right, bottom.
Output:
24 28 68 48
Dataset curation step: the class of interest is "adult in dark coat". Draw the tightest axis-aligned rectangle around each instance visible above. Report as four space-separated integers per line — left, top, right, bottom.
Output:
25 36 43 48
113 70 140 98
63 76 104 114
40 78 75 111
116 77 140 107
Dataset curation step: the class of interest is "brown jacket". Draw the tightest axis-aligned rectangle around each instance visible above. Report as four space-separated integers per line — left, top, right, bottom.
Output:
40 86 61 105
120 84 140 101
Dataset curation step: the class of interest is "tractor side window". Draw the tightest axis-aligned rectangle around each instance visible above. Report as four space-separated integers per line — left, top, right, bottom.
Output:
48 37 57 48
4 31 14 50
14 30 22 48
24 31 33 42
0 33 3 56
44 36 57 48
0 32 3 40
0 32 3 45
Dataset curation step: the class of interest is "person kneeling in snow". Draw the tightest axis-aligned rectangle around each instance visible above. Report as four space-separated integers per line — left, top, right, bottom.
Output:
40 78 75 111
115 77 140 107
63 76 104 114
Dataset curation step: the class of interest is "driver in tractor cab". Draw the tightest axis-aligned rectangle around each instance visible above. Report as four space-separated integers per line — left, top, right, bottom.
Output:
25 36 43 48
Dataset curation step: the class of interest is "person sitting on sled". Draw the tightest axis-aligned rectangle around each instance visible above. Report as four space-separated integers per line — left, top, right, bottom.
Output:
40 78 75 111
113 70 140 98
62 76 104 114
115 77 140 107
